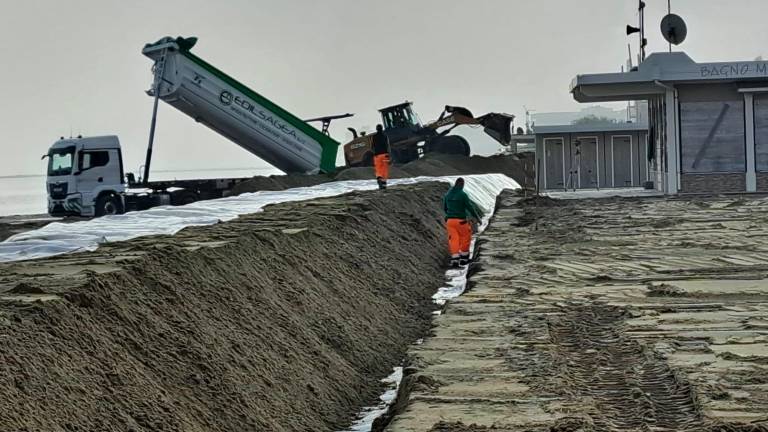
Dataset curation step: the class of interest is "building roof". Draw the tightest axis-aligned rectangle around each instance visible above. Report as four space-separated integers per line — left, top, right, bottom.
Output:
510 134 535 144
533 122 648 135
571 52 768 102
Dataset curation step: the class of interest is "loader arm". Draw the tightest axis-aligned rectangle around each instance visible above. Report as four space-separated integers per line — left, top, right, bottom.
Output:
426 105 514 146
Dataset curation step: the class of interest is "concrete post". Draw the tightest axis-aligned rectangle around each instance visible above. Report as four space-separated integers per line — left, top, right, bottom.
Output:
655 99 664 192
664 89 679 194
745 93 757 192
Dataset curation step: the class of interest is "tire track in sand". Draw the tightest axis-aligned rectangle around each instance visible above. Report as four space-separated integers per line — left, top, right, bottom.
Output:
549 302 704 431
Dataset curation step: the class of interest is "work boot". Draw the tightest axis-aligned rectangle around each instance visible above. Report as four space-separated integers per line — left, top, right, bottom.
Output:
459 253 470 266
450 254 460 268
377 177 386 190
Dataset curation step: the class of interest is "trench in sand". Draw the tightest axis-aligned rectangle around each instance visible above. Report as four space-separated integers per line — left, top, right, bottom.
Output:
340 194 506 432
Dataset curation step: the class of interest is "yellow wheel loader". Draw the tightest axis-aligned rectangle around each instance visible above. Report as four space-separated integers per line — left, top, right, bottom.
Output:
343 102 514 166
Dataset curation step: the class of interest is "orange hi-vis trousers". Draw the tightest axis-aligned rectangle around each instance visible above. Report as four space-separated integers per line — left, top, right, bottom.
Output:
446 218 472 258
374 154 390 180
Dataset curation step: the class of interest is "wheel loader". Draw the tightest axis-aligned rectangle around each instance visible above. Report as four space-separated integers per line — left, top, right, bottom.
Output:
343 102 515 166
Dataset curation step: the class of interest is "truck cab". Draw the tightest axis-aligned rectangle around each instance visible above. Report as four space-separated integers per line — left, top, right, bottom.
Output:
46 135 125 217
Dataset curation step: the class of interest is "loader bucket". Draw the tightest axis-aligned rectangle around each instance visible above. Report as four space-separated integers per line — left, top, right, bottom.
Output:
443 106 514 146
478 113 514 146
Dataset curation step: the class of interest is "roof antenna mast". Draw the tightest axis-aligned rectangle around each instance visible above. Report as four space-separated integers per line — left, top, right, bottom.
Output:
626 1 647 63
668 0 672 52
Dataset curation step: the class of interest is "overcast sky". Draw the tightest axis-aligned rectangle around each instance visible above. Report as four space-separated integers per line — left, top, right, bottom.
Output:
1 0 766 177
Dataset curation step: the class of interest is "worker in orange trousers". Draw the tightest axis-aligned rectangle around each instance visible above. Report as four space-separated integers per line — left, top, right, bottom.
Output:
372 124 391 190
443 177 483 267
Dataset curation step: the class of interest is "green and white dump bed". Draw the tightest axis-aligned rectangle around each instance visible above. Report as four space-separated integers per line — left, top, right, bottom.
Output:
142 37 339 174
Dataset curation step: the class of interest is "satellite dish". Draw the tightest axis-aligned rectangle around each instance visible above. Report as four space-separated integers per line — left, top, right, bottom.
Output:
661 14 687 45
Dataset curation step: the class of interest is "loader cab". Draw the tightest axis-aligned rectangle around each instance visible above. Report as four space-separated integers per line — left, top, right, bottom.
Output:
45 135 126 217
379 102 425 144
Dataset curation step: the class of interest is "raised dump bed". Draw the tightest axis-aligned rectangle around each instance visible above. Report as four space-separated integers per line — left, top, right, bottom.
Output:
142 36 339 174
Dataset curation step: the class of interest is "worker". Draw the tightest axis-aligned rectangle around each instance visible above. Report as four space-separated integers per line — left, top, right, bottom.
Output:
443 177 483 267
372 124 391 190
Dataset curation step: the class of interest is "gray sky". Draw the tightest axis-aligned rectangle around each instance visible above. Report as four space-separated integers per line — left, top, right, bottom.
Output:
1 0 766 176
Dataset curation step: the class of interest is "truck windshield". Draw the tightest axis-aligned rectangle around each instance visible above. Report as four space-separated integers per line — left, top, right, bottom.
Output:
48 147 75 176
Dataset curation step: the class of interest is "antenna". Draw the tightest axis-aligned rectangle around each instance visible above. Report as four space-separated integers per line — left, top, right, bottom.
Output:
523 106 535 134
626 0 647 62
661 13 688 47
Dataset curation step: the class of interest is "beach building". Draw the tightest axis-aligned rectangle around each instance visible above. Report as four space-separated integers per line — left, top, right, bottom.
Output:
570 52 768 194
534 122 650 191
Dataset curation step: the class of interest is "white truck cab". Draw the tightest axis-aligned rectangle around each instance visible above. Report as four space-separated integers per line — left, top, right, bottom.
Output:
46 135 125 217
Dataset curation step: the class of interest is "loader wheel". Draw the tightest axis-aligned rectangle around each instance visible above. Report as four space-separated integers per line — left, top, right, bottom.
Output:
95 194 124 217
427 136 470 156
391 148 419 164
362 152 374 167
172 191 198 206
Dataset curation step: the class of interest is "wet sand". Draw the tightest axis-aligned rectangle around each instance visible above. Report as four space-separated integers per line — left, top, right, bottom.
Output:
387 192 768 431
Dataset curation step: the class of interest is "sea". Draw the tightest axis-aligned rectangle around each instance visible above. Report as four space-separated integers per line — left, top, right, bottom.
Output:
0 168 280 217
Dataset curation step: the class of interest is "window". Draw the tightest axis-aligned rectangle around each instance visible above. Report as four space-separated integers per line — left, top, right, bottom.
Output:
383 111 395 129
680 100 745 173
755 95 768 171
381 105 421 130
79 151 110 171
405 109 422 127
47 147 75 176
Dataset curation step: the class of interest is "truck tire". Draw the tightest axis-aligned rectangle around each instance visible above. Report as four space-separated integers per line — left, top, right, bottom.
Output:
426 135 470 156
362 152 374 167
95 193 124 217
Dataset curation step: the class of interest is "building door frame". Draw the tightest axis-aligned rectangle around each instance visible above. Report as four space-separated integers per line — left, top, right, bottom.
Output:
543 137 566 190
738 87 768 192
611 134 634 188
575 135 599 189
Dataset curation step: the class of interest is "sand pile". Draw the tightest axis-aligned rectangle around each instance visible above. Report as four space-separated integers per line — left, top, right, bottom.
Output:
335 154 534 187
232 154 534 195
229 173 333 195
0 183 450 431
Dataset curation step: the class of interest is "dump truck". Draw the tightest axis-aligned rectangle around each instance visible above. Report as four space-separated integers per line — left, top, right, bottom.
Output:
44 36 339 217
343 102 515 166
141 36 340 176
44 135 255 216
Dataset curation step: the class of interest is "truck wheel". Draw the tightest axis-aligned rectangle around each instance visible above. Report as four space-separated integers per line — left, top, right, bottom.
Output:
427 136 470 156
362 152 374 167
95 194 124 217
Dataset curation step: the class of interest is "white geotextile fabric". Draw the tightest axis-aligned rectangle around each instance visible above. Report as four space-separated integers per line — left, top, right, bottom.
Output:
339 175 513 432
0 174 518 263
